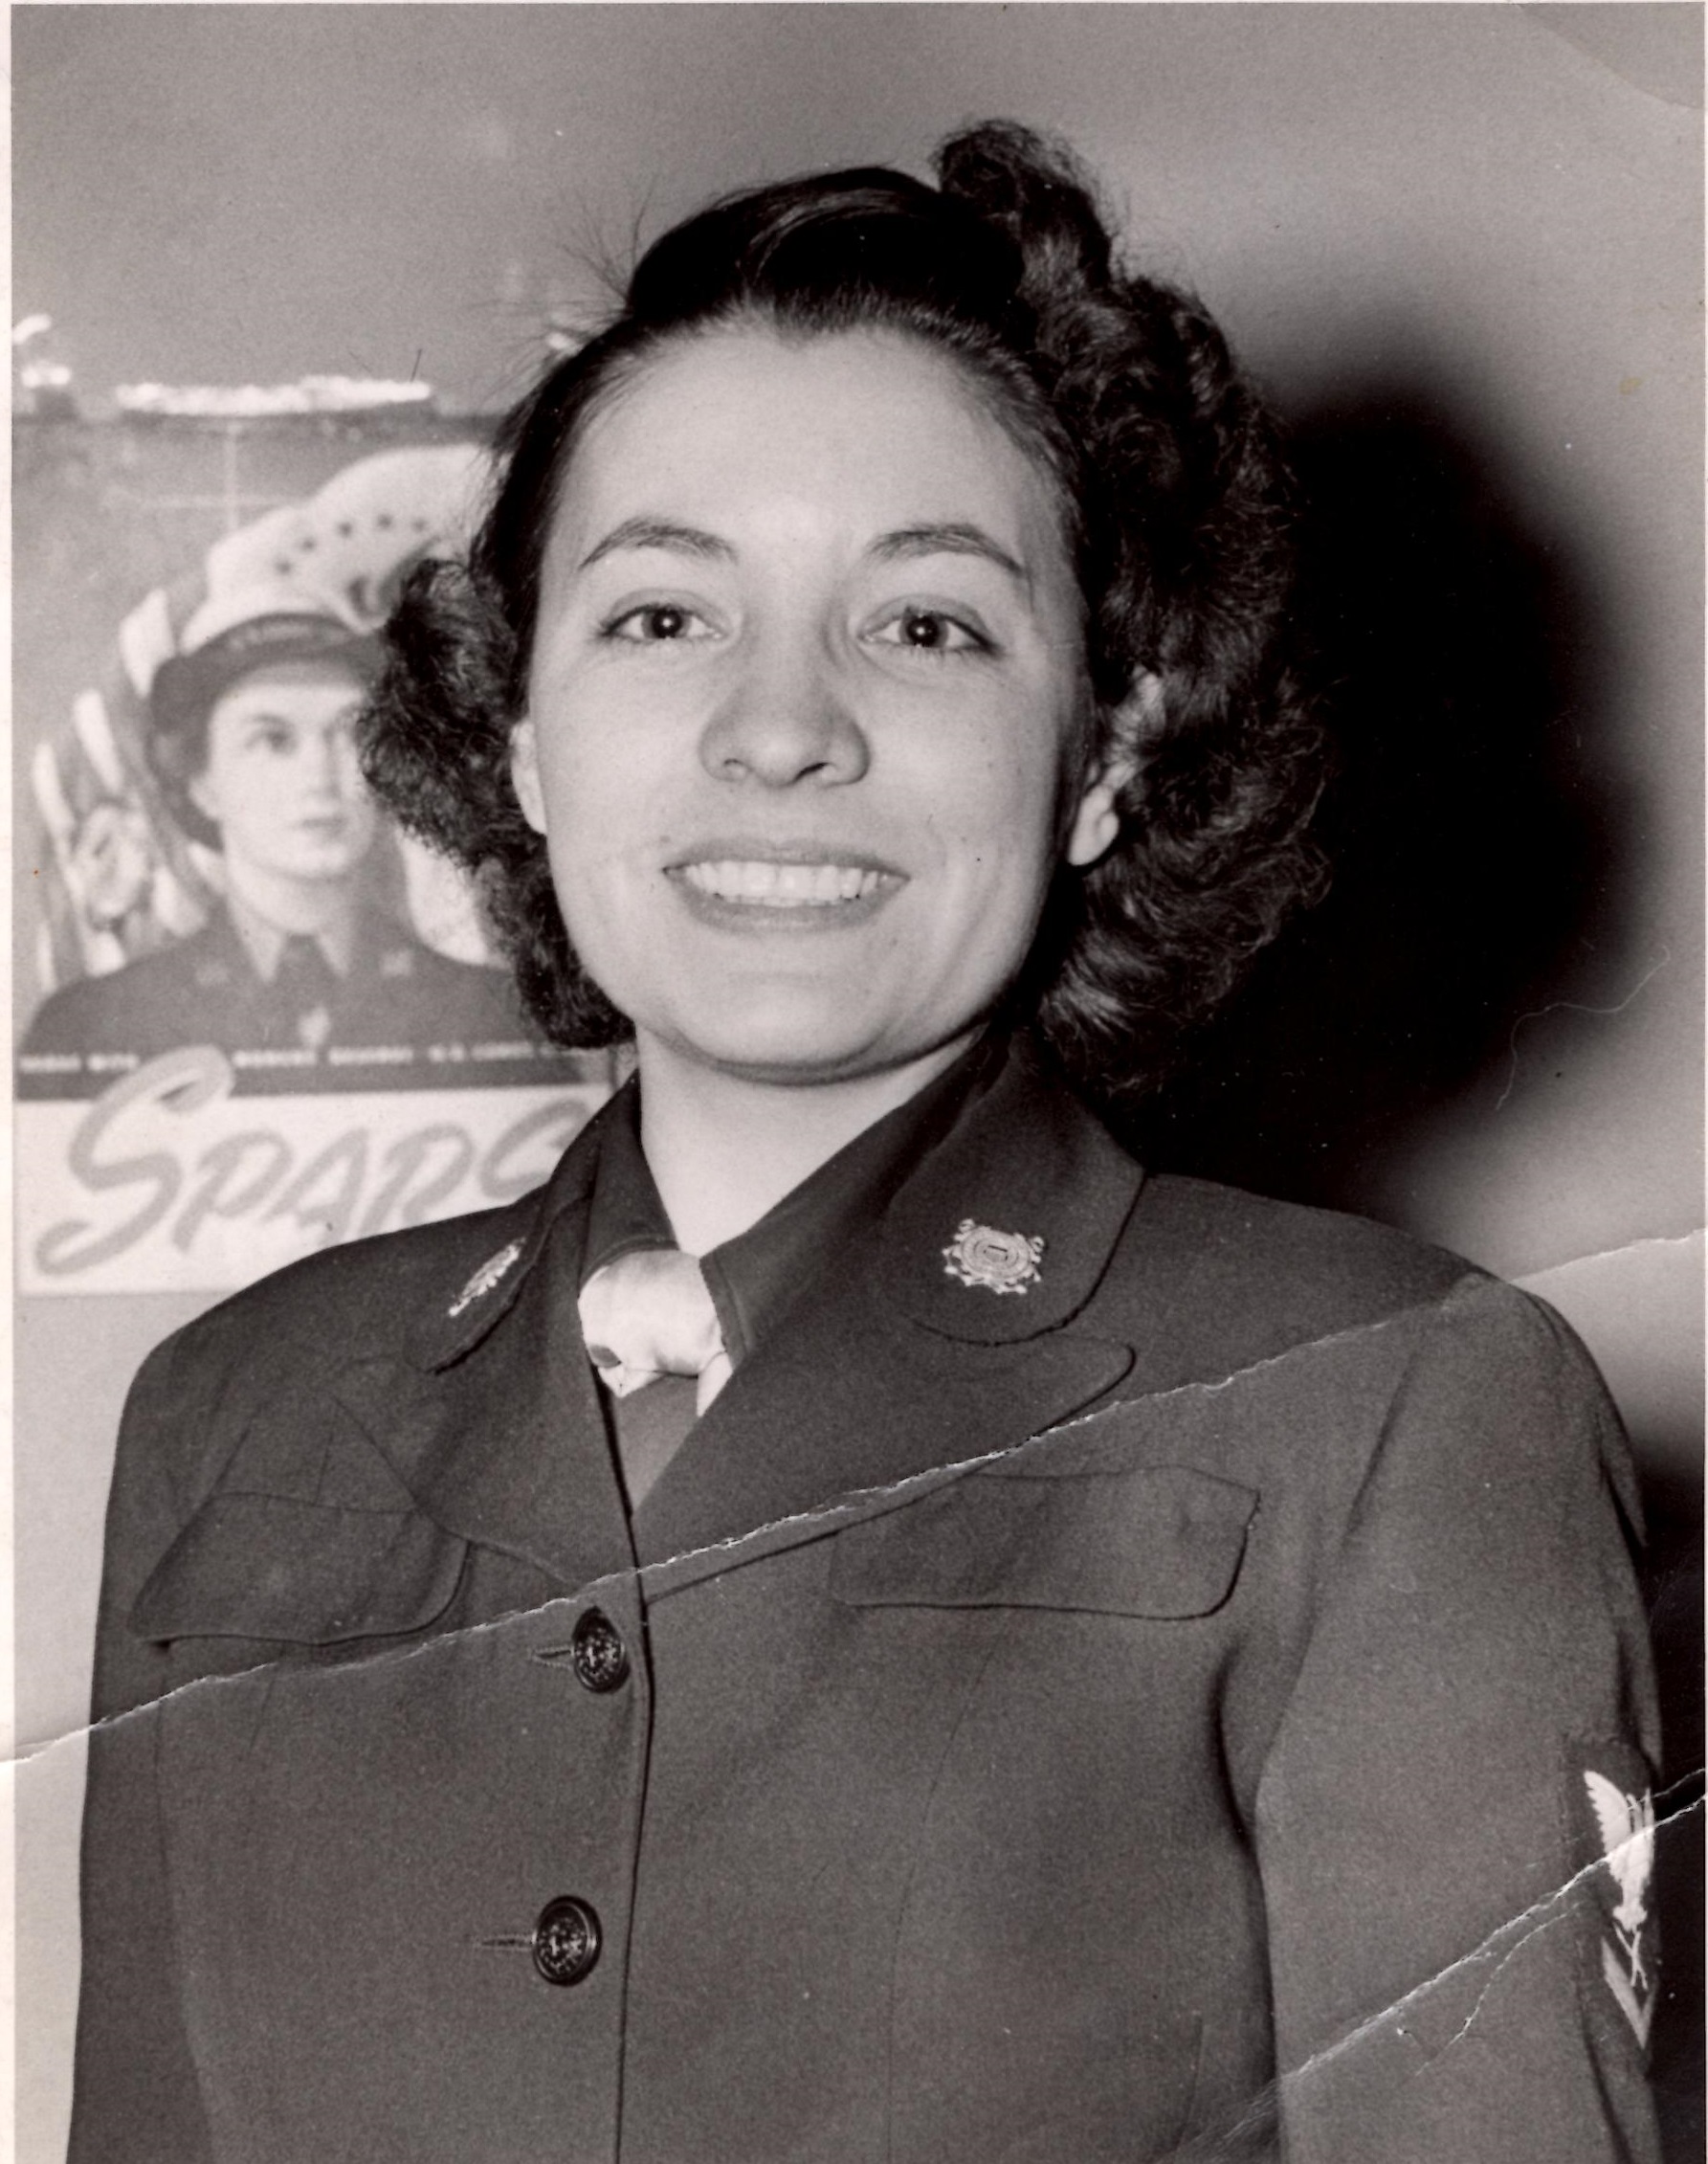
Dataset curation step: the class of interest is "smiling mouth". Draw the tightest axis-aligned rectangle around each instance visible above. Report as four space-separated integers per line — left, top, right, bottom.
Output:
677 859 896 907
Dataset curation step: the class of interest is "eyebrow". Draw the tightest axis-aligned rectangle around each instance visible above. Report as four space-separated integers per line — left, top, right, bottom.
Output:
579 515 1030 584
577 517 735 571
868 524 1030 588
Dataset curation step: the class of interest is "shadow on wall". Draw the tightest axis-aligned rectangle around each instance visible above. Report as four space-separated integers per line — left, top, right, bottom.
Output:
1134 382 1699 2162
1136 383 1624 1217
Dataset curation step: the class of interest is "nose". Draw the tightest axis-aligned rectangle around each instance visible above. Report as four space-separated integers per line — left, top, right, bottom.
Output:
699 640 868 789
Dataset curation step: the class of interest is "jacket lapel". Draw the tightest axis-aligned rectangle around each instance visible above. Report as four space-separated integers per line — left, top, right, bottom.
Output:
633 1048 1143 1584
334 1096 632 1597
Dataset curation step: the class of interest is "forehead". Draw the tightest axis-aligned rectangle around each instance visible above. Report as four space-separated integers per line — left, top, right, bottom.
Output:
208 658 366 727
552 324 1069 565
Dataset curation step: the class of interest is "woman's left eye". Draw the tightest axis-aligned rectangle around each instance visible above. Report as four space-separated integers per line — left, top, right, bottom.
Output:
867 608 990 657
603 602 716 645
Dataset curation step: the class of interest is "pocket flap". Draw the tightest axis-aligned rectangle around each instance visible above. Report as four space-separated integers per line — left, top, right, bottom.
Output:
830 1463 1256 1618
132 1493 467 1645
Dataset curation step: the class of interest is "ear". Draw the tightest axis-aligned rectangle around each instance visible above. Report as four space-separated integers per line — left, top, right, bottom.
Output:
1062 672 1162 870
509 717 548 837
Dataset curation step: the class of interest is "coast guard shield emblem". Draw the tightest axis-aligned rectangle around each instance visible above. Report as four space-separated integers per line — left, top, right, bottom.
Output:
1570 1743 1659 2051
942 1219 1044 1295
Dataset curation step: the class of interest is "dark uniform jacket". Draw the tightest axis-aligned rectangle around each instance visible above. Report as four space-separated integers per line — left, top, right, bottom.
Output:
17 904 570 1097
70 1043 1661 2162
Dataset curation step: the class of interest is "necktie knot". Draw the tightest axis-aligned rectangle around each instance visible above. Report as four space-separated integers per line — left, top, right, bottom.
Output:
578 1248 733 1417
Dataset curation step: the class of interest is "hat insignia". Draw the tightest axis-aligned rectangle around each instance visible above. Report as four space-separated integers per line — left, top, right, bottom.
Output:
448 1238 524 1318
943 1218 1044 1295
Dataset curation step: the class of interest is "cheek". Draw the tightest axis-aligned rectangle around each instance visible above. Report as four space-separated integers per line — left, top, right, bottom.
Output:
265 765 311 820
531 733 659 950
933 729 1067 889
221 762 275 822
335 743 372 802
187 768 223 826
539 743 634 870
537 700 675 852
192 742 249 817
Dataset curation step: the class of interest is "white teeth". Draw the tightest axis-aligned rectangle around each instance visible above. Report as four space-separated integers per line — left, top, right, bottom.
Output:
680 860 885 904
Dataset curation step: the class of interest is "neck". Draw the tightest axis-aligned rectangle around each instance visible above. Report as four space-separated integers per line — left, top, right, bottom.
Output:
223 857 359 943
635 1031 979 1255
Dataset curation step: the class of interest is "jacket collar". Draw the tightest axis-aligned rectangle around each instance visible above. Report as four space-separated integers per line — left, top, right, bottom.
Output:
633 1042 1145 1580
404 1088 617 1375
365 1043 1145 1593
875 1035 1145 1343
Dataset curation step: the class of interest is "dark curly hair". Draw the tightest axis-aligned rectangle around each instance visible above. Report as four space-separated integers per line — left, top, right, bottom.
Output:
362 120 1326 1100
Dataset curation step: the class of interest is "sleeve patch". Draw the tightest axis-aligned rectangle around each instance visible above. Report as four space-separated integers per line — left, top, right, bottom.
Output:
1569 1742 1659 2050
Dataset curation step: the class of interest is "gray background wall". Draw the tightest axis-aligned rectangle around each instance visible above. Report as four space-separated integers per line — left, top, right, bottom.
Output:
14 8 1702 2156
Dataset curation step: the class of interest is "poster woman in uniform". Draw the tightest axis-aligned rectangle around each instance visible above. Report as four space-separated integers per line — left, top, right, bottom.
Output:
72 123 1660 2162
18 454 548 1100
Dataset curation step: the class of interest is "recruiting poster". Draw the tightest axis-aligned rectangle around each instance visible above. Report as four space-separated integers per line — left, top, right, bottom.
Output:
14 410 618 1297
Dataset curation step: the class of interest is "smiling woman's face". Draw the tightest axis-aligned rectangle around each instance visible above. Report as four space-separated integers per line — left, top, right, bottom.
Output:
511 325 1126 1087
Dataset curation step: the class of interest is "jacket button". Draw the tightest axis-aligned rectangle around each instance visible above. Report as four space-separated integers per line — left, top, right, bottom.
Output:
532 1896 601 1986
570 1608 630 1693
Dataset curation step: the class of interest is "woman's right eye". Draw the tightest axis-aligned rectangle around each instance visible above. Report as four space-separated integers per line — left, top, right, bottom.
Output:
601 602 715 645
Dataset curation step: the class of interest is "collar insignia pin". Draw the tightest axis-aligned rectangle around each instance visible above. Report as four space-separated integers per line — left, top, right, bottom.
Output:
448 1238 524 1319
943 1218 1045 1295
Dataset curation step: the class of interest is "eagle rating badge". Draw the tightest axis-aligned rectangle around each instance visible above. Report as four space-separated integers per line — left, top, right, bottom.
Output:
447 1238 524 1318
1578 1760 1659 2048
943 1219 1045 1295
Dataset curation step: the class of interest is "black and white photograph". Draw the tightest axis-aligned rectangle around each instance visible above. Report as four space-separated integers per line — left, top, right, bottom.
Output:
12 8 1702 2161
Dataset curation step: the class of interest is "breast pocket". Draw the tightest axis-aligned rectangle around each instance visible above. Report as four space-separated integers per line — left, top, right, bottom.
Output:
829 1463 1256 1618
132 1491 467 1648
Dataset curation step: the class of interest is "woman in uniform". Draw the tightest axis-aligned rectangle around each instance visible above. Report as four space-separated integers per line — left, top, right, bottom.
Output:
18 591 540 1097
72 123 1660 2163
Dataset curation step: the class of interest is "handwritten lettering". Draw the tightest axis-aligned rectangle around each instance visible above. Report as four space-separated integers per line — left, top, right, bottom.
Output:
358 1125 477 1239
174 1131 293 1252
265 1130 370 1249
30 1050 601 1285
35 1047 233 1276
481 1100 588 1203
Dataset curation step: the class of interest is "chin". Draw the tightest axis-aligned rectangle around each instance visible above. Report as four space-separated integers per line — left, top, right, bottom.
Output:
688 1032 880 1086
650 996 891 1084
660 989 982 1089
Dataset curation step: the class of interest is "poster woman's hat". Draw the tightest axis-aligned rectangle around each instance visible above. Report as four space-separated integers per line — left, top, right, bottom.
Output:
133 442 493 744
147 605 385 745
145 606 383 748
120 442 494 739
